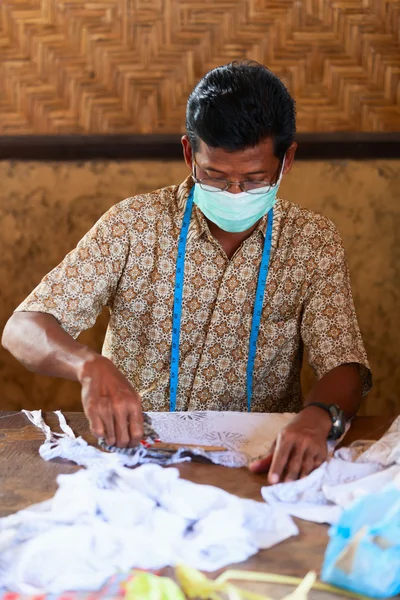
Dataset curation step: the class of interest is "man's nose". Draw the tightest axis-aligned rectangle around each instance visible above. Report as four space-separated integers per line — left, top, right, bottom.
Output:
226 181 243 194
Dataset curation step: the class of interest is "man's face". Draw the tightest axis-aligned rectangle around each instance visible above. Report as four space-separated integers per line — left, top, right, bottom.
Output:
182 136 296 193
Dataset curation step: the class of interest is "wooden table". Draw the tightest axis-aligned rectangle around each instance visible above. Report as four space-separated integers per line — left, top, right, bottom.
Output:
0 411 395 598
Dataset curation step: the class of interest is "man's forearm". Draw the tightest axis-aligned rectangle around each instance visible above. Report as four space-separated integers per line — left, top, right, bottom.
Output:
1 311 98 382
3 311 145 447
304 362 362 419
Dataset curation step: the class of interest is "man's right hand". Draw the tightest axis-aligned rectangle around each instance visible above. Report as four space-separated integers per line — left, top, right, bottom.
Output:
77 354 144 448
2 312 144 448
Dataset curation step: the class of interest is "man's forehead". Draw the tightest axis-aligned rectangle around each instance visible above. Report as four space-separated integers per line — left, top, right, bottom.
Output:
195 138 278 174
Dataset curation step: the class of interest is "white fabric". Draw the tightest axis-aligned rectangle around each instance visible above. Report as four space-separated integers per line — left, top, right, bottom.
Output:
261 416 400 524
0 411 298 594
148 410 339 467
150 410 295 466
25 410 337 468
2 410 398 592
21 410 298 470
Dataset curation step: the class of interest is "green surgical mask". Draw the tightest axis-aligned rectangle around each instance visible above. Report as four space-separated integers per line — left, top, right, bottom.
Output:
193 160 285 233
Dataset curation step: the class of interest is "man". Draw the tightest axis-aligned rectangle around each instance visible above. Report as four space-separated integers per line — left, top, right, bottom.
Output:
2 61 371 483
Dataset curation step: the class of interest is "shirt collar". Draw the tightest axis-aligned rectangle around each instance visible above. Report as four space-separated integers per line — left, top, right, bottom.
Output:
176 176 206 239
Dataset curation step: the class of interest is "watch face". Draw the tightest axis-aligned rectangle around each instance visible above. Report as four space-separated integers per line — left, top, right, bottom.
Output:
328 405 345 440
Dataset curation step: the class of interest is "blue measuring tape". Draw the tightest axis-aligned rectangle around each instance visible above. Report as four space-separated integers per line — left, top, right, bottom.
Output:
246 207 274 411
169 187 274 412
169 188 195 412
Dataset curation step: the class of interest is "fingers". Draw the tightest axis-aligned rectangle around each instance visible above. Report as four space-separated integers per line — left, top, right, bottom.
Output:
268 434 293 484
249 441 276 473
110 395 144 448
81 358 144 448
102 402 116 446
281 445 308 482
128 401 144 447
268 440 326 484
82 383 109 441
99 399 144 448
93 400 142 448
266 436 326 484
252 411 330 483
248 452 273 474
113 407 130 448
313 446 327 473
299 452 316 479
87 411 105 440
85 401 116 446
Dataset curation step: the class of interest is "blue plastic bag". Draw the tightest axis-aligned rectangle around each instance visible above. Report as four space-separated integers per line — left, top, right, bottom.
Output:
321 484 400 598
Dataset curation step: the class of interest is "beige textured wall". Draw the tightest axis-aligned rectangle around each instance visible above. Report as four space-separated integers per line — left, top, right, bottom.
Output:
1 160 399 415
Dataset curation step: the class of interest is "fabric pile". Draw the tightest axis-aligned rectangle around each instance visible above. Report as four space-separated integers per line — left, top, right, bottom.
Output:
262 416 400 524
1 410 399 595
0 410 298 595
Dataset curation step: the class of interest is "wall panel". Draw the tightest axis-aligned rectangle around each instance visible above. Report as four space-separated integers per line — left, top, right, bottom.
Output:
1 159 399 415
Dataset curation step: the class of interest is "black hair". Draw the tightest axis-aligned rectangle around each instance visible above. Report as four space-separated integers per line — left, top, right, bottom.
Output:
186 61 296 160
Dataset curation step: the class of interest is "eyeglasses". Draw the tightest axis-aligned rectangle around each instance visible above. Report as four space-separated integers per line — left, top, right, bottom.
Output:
192 162 280 195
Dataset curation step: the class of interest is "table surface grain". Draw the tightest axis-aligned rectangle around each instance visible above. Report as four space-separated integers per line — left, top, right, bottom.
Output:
0 411 395 598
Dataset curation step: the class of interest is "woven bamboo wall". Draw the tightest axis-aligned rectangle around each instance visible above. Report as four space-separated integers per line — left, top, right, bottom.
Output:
0 0 399 135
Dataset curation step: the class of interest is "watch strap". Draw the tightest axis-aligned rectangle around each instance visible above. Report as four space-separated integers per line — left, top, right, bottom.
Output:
303 402 345 440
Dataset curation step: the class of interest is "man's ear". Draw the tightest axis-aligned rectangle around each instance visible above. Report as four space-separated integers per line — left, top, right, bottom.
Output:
181 135 194 170
282 142 297 175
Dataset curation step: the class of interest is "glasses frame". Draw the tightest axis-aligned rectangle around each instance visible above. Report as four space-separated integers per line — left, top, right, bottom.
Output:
192 160 282 195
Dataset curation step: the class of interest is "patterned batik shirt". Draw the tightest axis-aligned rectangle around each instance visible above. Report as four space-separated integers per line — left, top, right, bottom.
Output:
16 177 372 412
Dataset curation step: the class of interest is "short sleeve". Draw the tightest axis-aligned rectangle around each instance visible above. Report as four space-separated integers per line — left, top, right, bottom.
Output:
15 204 131 339
301 225 372 396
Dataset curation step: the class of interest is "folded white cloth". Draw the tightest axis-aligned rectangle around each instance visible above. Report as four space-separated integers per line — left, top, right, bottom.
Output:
0 411 298 594
261 416 400 524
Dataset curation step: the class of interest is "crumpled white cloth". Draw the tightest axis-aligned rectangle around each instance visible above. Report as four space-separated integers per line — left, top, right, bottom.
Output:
261 416 400 524
0 411 298 594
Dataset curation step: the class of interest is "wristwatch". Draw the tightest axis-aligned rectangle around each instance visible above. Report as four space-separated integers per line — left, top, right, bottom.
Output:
304 402 346 440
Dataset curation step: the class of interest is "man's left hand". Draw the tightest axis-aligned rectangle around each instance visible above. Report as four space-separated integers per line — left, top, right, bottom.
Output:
248 406 332 483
